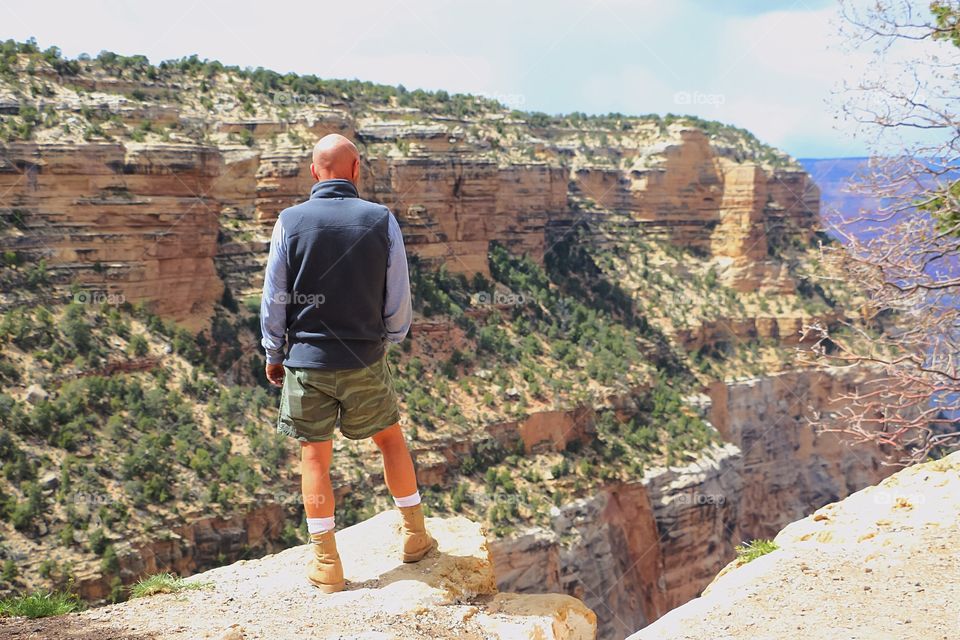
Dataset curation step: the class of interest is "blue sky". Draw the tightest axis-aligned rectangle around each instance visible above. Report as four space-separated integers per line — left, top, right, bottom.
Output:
0 0 896 157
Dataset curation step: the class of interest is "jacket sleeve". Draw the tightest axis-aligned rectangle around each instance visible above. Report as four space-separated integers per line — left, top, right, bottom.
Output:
383 212 412 343
260 219 288 364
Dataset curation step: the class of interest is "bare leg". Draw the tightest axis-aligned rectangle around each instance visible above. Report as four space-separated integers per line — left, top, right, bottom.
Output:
370 423 418 498
301 440 335 519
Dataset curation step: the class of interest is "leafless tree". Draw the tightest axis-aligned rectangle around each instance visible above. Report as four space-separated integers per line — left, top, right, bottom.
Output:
803 0 960 464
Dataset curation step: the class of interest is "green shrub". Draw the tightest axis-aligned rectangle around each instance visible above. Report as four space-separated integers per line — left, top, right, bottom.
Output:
735 539 778 564
100 545 119 574
0 590 82 618
87 528 108 555
129 572 210 599
128 334 149 357
1 559 17 582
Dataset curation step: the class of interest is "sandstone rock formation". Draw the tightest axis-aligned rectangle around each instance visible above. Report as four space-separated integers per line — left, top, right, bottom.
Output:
707 368 897 541
0 141 224 329
628 450 960 640
1 114 817 329
490 368 897 640
0 511 596 640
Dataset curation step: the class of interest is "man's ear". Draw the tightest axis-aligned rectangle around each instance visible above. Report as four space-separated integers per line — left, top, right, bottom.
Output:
352 158 360 184
310 163 319 181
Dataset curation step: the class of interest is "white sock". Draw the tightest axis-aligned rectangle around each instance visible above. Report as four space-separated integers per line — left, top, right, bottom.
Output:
393 491 421 508
306 517 335 535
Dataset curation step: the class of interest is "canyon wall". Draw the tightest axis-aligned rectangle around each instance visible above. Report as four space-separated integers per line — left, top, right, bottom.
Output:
707 367 896 540
489 442 742 640
0 142 223 327
2 121 818 326
630 449 960 640
490 367 896 640
563 130 817 293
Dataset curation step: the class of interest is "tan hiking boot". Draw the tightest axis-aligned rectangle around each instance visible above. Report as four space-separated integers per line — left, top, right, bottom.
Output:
307 530 345 593
398 504 437 563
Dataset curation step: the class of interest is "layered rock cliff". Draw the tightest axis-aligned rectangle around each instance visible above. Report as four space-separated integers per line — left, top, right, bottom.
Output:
489 367 896 639
0 125 814 323
629 449 960 640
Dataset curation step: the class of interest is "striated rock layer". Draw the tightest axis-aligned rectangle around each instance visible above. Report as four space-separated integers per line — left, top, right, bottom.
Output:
0 142 223 328
1 121 818 326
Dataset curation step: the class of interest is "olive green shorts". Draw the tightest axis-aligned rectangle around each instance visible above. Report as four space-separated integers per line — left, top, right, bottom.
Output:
277 356 401 442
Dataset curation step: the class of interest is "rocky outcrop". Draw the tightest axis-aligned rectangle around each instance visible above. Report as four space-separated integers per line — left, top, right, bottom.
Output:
629 450 960 640
491 442 741 640
491 367 896 639
707 367 897 541
4 511 597 640
562 130 817 293
0 141 223 329
72 504 288 601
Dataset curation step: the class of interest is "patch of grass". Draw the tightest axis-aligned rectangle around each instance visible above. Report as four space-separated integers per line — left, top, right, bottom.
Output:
734 539 779 564
0 590 83 618
129 572 212 599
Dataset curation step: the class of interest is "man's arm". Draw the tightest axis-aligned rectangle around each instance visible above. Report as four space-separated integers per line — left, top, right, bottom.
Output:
384 212 412 343
260 219 288 385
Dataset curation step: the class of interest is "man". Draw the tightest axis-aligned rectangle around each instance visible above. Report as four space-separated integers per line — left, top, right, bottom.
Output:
259 133 434 593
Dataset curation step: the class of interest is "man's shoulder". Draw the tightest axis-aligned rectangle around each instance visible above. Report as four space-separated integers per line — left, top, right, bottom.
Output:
355 197 393 218
277 198 312 223
277 196 393 227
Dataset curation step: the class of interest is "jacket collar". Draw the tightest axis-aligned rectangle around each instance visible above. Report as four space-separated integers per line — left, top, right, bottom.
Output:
310 179 359 200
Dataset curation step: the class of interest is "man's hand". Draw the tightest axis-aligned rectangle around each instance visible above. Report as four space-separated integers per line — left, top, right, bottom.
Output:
266 363 285 387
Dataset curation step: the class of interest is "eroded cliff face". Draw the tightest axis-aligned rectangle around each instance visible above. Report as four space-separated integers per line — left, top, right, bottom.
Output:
707 368 896 541
2 116 816 326
0 142 223 328
492 442 742 640
490 368 896 640
630 450 960 640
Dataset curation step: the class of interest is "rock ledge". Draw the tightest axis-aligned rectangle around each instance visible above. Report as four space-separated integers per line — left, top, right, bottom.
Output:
0 511 596 640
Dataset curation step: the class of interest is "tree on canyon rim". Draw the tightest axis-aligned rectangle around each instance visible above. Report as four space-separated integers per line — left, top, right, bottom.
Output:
804 0 960 463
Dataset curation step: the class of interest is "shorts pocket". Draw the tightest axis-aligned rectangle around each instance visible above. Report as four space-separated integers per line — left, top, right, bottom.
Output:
282 369 303 418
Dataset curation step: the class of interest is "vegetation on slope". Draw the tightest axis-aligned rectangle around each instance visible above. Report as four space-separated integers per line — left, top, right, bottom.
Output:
0 236 729 594
0 38 792 167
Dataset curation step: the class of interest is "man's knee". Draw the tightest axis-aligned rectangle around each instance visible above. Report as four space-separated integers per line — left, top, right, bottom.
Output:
301 440 333 463
371 423 405 450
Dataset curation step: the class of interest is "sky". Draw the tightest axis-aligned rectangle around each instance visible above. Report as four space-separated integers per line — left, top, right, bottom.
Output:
0 0 919 158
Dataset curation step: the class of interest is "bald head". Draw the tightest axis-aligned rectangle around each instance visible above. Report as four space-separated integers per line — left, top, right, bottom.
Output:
310 134 360 184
